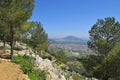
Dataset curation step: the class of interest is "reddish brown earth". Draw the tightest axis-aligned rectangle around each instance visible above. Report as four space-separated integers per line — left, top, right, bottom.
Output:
0 50 30 80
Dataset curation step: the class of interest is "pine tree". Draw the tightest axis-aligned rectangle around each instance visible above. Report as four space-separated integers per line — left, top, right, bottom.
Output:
85 17 120 80
27 22 48 55
0 0 34 59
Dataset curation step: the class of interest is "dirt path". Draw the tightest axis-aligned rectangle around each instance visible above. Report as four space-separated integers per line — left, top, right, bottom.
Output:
0 58 30 80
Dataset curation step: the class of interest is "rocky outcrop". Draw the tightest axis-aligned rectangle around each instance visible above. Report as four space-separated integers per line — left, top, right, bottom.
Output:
0 42 68 80
34 55 66 80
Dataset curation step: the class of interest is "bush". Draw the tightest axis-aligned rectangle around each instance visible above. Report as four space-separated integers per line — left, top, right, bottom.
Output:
41 54 53 60
72 74 84 80
29 70 46 80
39 51 53 60
12 55 46 80
14 46 23 51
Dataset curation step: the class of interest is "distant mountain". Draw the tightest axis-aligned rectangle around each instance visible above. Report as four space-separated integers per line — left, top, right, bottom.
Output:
63 36 82 41
49 36 88 45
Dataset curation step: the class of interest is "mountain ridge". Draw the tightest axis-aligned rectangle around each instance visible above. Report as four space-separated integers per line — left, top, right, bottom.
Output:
49 35 88 45
63 36 83 40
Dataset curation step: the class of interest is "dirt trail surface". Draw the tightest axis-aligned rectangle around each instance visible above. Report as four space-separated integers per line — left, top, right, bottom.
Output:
0 49 30 80
0 58 30 80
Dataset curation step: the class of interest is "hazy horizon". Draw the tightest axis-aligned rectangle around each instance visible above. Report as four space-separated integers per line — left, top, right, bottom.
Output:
30 0 120 38
48 34 89 39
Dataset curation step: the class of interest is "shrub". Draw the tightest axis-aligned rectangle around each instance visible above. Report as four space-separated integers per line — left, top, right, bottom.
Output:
14 46 23 51
41 54 53 60
29 70 46 80
72 74 84 80
12 55 46 80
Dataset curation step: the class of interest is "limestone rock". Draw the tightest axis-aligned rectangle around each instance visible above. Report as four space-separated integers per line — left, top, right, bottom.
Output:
34 55 66 80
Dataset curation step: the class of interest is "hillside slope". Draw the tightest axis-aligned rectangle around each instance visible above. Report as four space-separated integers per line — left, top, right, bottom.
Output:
0 42 68 80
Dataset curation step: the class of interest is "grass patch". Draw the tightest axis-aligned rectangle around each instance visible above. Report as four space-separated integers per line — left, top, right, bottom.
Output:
72 74 85 80
12 55 46 80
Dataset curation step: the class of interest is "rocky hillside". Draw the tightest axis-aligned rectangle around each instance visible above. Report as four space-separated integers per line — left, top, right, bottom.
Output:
0 42 72 80
34 55 66 80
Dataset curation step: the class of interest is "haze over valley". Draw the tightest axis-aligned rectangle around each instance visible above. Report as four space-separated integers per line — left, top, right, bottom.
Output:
49 36 92 54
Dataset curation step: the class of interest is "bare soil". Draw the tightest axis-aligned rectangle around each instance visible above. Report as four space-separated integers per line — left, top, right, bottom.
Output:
0 50 30 80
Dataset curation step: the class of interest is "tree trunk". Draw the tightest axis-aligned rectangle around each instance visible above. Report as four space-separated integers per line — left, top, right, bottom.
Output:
10 26 14 59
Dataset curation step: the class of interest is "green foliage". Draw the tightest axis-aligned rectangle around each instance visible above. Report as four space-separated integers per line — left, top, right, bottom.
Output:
0 0 34 59
12 55 46 80
72 74 84 80
25 22 48 54
55 50 68 63
48 46 86 74
19 22 35 42
85 17 120 79
88 17 120 55
49 49 68 64
68 65 85 75
28 70 46 80
80 55 103 77
0 25 9 44
103 42 120 78
40 53 53 60
12 55 34 74
14 46 24 51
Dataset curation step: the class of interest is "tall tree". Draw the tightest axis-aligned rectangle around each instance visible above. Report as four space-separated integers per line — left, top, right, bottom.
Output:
104 42 120 79
0 25 8 48
14 22 35 43
88 17 120 56
86 17 120 80
28 22 48 55
0 0 34 59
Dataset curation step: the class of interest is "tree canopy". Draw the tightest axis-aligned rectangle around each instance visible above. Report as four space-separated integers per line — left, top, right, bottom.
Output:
88 17 120 56
83 17 120 80
0 0 34 58
28 22 48 53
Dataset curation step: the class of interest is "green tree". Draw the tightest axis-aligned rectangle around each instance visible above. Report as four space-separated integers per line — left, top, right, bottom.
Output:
86 17 120 80
0 25 8 48
28 22 48 55
81 55 102 77
55 50 67 63
88 17 120 56
15 22 35 43
0 0 34 59
101 42 120 79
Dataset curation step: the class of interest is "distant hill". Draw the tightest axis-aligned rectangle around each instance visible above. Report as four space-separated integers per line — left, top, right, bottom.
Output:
63 36 82 41
49 36 88 45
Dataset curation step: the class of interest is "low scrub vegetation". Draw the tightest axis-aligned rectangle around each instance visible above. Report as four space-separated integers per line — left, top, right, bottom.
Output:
12 55 46 80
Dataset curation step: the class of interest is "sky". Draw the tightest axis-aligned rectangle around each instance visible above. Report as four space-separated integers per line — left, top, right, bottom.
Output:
30 0 120 39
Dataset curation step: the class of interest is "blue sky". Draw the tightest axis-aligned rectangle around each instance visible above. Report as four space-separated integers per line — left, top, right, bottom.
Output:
30 0 120 38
